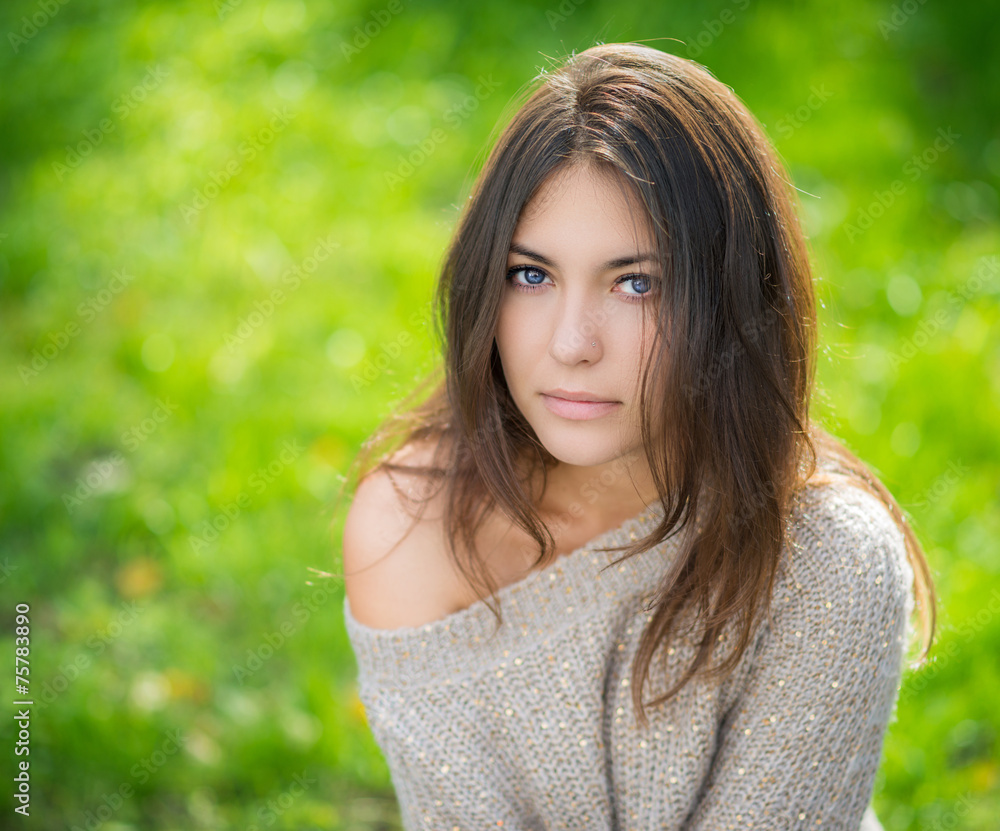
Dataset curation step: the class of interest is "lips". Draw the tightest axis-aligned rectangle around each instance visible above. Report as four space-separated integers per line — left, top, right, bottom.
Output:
540 390 622 420
541 388 618 403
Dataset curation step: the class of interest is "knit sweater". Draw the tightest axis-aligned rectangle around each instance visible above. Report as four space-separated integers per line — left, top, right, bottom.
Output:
343 478 915 830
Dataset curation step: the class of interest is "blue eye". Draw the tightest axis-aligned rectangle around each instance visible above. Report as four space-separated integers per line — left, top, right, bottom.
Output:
616 275 654 296
506 266 549 290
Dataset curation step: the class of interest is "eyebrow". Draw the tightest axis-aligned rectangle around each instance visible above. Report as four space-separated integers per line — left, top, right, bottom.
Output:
508 242 659 271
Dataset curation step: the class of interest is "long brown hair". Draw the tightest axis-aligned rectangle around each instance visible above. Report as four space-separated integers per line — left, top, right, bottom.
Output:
332 43 936 728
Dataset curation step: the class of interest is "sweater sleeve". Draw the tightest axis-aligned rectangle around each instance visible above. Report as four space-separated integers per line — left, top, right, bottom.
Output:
682 488 915 831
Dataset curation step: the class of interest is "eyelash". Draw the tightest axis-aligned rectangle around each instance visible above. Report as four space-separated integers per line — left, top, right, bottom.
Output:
505 265 658 302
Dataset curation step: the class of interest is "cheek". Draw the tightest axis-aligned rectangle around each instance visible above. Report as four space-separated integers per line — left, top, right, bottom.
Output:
494 307 519 376
495 306 510 354
615 323 655 395
496 301 533 358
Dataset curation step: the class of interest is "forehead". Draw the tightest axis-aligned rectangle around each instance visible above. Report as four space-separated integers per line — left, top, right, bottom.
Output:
515 162 654 243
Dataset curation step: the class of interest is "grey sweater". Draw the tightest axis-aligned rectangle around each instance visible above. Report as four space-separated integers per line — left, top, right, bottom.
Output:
343 479 914 830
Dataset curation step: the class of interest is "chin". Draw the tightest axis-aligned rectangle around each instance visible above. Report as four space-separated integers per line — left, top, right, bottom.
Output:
533 424 626 469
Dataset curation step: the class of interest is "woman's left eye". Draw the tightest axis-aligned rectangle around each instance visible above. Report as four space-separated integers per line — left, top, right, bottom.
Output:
615 275 656 297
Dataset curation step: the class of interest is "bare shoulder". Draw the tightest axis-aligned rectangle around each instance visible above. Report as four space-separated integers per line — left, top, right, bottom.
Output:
341 434 457 630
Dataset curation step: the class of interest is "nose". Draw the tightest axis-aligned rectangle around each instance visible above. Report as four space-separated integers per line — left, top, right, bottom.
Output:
548 292 607 365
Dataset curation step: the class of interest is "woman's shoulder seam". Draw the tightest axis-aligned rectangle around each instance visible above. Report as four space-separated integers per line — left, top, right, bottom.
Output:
783 479 911 605
790 478 905 551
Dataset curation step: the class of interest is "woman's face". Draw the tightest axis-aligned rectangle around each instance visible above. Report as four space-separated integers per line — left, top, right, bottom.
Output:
496 161 661 474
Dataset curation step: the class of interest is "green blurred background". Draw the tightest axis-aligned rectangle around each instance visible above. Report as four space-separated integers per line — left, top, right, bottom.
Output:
0 0 998 828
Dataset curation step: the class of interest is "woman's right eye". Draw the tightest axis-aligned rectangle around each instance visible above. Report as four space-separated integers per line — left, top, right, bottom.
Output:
505 265 550 292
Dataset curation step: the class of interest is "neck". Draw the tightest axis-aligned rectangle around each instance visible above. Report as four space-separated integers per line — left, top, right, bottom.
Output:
528 452 661 526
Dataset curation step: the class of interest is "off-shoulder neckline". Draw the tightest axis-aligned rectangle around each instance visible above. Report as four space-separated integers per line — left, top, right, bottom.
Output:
343 497 669 639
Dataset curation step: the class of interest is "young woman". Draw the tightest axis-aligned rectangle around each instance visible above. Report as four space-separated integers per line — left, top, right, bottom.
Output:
336 42 936 830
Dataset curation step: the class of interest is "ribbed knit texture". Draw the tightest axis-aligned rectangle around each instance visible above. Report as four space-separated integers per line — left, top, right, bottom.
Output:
343 478 915 830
